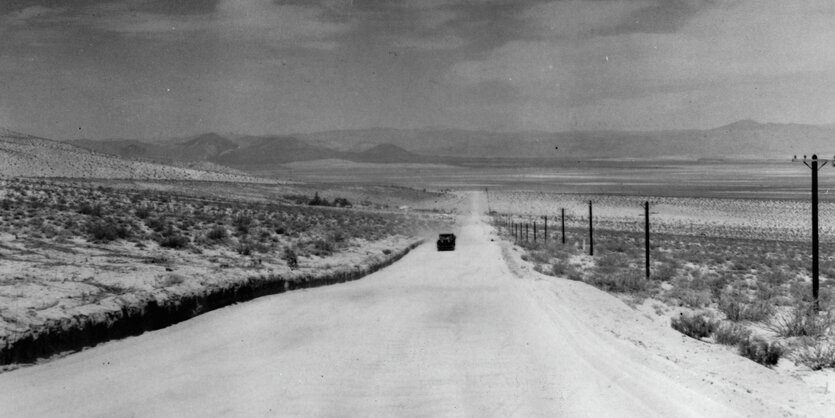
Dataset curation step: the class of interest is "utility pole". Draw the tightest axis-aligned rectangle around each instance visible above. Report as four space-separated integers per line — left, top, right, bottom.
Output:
544 216 548 244
795 154 832 311
645 201 650 279
561 208 566 244
589 200 594 256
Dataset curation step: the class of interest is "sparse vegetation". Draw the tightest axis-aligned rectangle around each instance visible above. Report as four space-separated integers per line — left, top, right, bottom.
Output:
0 177 453 364
492 190 835 369
738 337 783 366
792 339 835 370
713 322 752 346
671 313 717 340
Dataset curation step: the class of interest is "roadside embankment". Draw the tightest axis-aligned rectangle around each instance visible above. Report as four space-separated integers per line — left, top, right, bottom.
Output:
0 239 422 367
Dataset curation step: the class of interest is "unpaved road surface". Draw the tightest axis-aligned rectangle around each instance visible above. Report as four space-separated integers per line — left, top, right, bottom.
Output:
1 192 833 416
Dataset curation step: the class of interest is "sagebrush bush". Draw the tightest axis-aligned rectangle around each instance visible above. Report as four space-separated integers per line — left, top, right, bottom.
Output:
671 313 717 340
77 202 103 217
206 227 227 241
283 247 299 269
311 239 334 256
134 206 151 219
738 337 783 366
653 261 678 282
792 339 835 370
594 252 630 274
670 276 712 308
86 219 131 242
713 322 751 346
719 289 773 322
769 302 834 337
157 234 189 249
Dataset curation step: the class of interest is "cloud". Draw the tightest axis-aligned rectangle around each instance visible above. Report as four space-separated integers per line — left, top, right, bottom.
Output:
3 5 66 23
445 0 835 128
392 34 466 50
522 0 654 38
77 0 352 47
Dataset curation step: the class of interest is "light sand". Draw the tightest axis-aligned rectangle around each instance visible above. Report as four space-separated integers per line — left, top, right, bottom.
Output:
1 192 832 416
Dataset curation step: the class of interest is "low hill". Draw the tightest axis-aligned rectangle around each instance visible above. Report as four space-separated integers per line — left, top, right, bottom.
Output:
351 144 425 163
213 135 341 165
69 132 239 162
0 128 271 182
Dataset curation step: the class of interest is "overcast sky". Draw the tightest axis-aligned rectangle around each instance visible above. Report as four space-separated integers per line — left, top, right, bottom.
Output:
1 0 834 139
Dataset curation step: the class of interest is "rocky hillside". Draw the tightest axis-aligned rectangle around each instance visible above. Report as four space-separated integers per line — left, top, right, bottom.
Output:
0 128 273 182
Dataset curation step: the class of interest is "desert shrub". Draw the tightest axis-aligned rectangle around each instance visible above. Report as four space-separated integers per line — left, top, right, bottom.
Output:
551 260 568 276
713 322 751 346
234 215 252 235
310 239 334 256
309 192 329 206
586 268 647 293
671 313 717 340
566 266 583 281
78 203 103 217
706 273 730 299
145 217 167 232
761 270 790 287
236 243 252 256
206 227 227 241
769 302 834 337
792 339 835 370
594 252 630 274
283 247 298 269
653 261 678 282
0 199 12 210
741 301 774 322
333 197 352 207
669 276 712 308
329 230 346 243
719 288 774 322
134 206 152 219
157 234 189 249
86 219 131 242
738 337 783 366
529 250 551 265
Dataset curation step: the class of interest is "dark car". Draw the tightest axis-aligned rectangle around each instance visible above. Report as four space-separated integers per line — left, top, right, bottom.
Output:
436 233 456 251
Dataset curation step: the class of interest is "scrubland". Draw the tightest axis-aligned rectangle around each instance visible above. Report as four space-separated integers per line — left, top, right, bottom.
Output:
0 178 454 366
490 190 835 371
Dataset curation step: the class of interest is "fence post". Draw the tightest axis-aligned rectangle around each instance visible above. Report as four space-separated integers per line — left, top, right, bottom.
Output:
589 200 594 256
645 201 650 279
525 223 529 242
534 220 537 242
561 208 566 244
544 216 548 244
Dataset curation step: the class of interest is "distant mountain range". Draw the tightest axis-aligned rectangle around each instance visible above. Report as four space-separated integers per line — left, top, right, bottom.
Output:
296 120 835 160
68 134 429 168
27 120 833 175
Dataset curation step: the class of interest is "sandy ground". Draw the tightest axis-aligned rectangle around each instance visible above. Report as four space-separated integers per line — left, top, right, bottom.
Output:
1 192 833 416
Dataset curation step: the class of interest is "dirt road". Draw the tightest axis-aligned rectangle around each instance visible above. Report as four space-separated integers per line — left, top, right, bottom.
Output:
1 192 832 416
